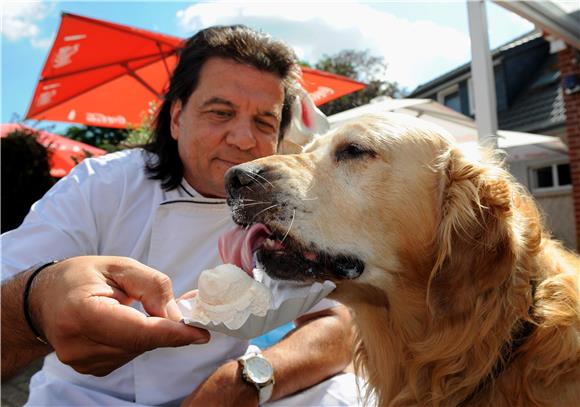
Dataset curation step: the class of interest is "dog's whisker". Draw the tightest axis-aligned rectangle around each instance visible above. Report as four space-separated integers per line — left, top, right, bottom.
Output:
235 197 265 203
280 209 296 244
242 171 267 191
252 171 274 188
249 204 279 224
230 198 272 206
303 180 317 195
237 201 273 208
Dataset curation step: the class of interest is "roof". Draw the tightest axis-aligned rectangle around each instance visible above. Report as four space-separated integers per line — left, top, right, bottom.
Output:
493 3 580 50
408 30 543 96
498 53 565 132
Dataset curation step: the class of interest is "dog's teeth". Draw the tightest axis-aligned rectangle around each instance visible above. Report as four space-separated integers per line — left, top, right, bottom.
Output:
264 238 275 248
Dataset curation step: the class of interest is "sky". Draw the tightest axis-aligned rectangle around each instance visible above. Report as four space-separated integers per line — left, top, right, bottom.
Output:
0 0 549 129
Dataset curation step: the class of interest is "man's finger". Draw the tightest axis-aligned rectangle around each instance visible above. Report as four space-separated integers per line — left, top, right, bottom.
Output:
82 297 210 351
102 258 177 318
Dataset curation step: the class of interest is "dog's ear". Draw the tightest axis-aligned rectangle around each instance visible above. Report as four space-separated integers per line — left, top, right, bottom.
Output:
278 139 303 155
427 148 516 316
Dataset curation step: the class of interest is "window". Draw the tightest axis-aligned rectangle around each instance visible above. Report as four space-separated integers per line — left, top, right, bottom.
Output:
443 92 461 111
557 163 572 185
467 78 475 115
530 163 572 191
437 85 461 113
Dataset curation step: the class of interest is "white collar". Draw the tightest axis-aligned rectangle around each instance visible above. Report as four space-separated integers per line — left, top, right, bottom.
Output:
178 179 227 204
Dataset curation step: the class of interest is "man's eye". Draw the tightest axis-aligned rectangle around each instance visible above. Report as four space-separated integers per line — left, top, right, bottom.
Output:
210 110 233 119
335 144 375 162
256 120 276 132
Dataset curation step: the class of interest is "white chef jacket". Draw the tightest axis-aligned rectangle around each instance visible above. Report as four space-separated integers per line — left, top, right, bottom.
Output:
1 148 359 406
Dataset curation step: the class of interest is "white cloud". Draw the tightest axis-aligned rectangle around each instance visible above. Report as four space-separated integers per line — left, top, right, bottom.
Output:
31 35 54 49
1 1 53 48
175 1 471 90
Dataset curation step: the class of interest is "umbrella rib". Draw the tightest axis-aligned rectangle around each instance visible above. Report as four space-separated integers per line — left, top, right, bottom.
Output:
29 55 173 119
122 63 162 98
301 67 368 86
65 13 182 48
40 50 177 81
156 42 172 79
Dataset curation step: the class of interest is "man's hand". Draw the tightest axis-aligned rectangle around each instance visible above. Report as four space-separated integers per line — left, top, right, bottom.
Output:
2 256 210 379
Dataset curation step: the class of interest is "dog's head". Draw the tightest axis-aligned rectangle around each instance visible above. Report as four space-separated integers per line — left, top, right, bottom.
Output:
225 113 537 315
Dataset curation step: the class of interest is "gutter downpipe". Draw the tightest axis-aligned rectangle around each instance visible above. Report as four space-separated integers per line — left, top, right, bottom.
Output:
467 0 499 148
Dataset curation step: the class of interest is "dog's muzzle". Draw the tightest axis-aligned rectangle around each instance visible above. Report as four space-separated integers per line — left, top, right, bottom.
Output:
224 162 366 282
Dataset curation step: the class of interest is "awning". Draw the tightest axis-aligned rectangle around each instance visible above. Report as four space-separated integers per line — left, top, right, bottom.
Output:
1 123 106 177
327 97 568 162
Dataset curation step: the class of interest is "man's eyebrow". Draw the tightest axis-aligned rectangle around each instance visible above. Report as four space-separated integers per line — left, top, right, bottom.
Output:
200 97 237 108
259 110 281 121
201 97 280 121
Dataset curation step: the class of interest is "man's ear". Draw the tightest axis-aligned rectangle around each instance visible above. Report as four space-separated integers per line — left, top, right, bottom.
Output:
169 100 183 141
427 148 516 316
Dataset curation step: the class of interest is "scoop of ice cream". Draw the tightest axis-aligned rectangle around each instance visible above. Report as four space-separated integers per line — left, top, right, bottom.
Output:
179 264 272 330
197 264 255 306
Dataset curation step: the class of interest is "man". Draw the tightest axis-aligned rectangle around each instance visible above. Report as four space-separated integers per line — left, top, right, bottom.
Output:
1 25 356 406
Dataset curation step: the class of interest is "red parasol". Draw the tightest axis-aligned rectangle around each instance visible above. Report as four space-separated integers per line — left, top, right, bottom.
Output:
1 123 106 178
26 13 366 129
300 66 366 106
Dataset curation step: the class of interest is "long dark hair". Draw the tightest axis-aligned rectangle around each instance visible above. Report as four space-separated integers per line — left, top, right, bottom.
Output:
144 25 300 190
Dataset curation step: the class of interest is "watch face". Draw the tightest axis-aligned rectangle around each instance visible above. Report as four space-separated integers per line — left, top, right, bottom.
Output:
246 356 273 385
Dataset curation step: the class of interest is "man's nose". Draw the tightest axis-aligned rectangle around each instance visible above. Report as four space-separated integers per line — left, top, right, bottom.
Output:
226 121 256 151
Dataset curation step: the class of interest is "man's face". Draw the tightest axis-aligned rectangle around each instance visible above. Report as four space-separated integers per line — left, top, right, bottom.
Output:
170 57 286 198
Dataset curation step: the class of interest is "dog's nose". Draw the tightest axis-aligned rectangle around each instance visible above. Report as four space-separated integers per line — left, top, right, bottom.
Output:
224 164 260 199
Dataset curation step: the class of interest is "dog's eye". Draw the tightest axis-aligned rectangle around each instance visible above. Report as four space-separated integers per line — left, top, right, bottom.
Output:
335 143 375 162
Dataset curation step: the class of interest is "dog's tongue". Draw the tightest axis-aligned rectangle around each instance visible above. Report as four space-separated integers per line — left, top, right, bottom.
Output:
218 224 271 276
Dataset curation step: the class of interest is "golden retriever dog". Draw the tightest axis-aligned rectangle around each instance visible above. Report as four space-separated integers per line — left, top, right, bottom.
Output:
224 113 580 407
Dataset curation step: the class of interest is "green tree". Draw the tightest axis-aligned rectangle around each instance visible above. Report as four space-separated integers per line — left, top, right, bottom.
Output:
63 125 129 152
62 102 157 151
314 49 403 116
123 101 157 147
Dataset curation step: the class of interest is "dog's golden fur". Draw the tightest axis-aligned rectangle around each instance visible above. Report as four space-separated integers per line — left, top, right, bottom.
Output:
234 113 580 406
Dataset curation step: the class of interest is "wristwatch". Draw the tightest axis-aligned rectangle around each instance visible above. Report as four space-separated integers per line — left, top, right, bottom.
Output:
238 350 275 404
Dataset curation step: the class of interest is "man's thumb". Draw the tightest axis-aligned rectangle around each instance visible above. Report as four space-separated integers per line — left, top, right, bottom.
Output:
138 318 211 350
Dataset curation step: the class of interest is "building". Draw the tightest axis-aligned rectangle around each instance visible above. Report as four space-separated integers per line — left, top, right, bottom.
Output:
408 26 579 249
